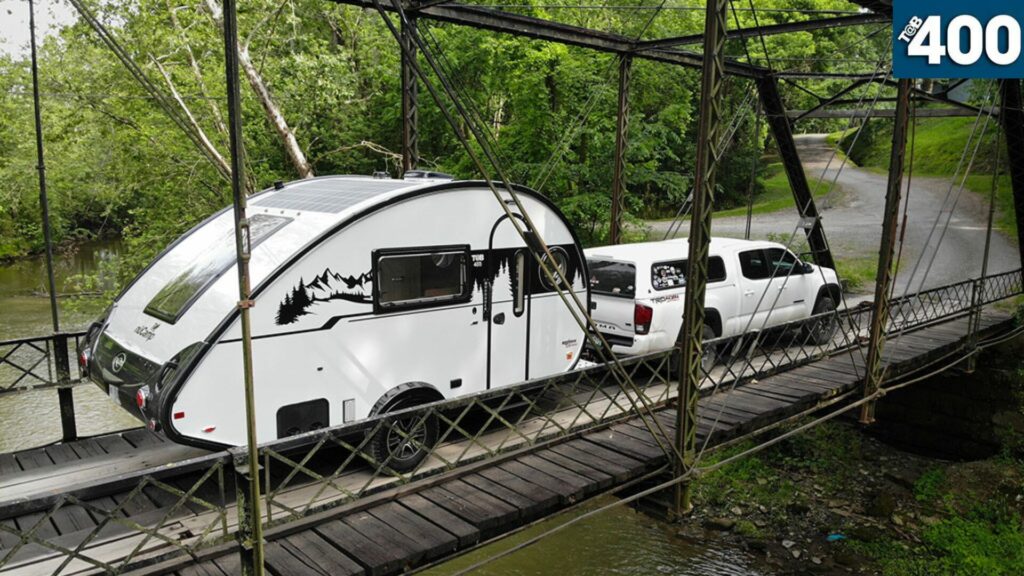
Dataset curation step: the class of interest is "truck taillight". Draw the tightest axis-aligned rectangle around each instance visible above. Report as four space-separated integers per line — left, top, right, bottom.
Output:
634 304 653 335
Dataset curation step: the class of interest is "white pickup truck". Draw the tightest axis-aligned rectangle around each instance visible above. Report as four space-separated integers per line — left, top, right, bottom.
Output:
584 238 842 358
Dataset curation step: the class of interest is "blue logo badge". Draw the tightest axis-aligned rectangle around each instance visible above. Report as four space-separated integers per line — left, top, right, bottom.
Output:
894 0 1024 78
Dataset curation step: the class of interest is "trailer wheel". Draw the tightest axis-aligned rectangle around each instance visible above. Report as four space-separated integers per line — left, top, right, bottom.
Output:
371 393 439 473
805 296 838 345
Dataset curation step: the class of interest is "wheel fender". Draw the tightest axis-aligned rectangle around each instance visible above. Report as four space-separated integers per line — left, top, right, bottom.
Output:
815 284 842 308
704 309 723 338
370 382 444 416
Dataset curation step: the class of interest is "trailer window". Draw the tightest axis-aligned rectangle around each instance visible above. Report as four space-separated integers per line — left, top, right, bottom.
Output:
513 251 526 317
145 214 291 324
376 248 470 311
651 257 727 290
588 260 635 298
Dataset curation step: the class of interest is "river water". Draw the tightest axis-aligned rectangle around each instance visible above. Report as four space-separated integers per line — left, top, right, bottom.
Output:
0 241 772 575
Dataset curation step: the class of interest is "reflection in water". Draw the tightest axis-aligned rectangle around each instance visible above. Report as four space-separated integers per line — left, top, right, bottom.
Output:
425 496 773 576
0 240 140 452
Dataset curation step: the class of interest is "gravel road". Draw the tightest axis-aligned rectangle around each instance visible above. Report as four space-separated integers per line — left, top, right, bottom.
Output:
648 134 1019 294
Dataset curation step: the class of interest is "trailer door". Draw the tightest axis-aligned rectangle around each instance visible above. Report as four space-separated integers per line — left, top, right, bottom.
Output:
487 217 530 388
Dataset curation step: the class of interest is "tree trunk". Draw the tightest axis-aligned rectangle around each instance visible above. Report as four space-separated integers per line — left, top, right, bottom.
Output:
203 0 314 179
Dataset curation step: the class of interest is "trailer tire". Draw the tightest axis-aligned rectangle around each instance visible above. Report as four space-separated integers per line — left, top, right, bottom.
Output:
805 296 838 345
370 390 439 473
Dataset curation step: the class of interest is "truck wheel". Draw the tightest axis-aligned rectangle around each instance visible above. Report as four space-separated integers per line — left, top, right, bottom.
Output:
370 395 438 474
670 325 717 377
701 325 718 375
805 296 838 345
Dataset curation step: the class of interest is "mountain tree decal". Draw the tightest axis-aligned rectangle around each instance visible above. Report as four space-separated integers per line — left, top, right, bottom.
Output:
276 269 372 325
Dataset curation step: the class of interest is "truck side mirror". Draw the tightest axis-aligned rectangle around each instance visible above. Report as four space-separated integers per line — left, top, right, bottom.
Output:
802 262 814 274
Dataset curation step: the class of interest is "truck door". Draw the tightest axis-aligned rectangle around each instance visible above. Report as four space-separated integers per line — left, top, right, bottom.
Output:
765 247 808 321
737 249 789 330
486 216 530 388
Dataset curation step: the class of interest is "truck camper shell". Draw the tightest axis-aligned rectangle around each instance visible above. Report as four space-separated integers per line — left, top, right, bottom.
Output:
81 176 588 456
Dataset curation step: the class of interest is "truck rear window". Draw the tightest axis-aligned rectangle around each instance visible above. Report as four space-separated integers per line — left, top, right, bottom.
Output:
144 214 291 324
652 257 727 290
588 260 636 297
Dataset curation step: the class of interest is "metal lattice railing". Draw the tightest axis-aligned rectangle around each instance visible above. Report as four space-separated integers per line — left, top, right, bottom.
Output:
0 269 1020 574
0 331 86 395
0 454 232 574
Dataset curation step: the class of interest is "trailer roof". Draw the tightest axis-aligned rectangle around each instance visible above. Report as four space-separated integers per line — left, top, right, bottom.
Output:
252 176 427 214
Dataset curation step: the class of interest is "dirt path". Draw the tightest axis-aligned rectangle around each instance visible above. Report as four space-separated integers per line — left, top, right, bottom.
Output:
648 134 1019 294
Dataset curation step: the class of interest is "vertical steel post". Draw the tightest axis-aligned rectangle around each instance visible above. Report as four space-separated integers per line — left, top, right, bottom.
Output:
221 0 265 573
967 109 1002 372
999 79 1024 266
860 78 912 425
744 98 762 241
610 54 632 245
756 75 835 270
29 0 76 441
673 0 728 517
400 17 419 175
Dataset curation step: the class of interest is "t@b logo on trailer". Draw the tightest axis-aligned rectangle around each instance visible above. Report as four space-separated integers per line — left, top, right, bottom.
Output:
78 173 589 471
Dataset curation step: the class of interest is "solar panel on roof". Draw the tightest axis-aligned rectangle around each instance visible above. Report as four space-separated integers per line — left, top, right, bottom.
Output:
253 179 412 213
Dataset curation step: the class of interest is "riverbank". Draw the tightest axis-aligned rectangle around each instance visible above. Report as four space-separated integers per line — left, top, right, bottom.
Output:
678 363 1024 576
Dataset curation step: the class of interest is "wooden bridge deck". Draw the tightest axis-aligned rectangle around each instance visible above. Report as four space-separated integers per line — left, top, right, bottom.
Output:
130 311 1012 576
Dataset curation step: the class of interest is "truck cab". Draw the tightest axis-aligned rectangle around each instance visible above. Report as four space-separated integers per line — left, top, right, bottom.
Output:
584 238 842 357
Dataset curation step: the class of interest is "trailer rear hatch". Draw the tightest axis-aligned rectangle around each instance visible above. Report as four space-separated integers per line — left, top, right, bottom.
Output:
587 259 637 346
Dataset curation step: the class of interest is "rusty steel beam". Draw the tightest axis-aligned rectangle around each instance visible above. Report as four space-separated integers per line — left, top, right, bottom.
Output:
674 0 728 518
331 0 769 78
609 54 631 245
999 79 1024 264
789 107 993 120
860 78 912 425
400 17 420 173
635 13 888 52
756 75 835 270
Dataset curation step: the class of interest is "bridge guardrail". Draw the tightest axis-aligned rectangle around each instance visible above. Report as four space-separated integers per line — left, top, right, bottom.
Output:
0 269 1020 574
0 330 87 396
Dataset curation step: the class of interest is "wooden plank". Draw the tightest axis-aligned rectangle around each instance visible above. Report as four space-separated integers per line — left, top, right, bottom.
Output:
67 438 106 460
15 449 52 471
315 519 408 576
549 441 645 482
47 504 96 535
42 444 80 466
367 501 458 561
497 460 585 504
0 454 20 477
582 428 665 462
398 493 478 548
266 530 364 576
474 466 559 511
341 509 425 566
515 454 594 495
422 480 519 533
121 429 163 449
531 450 613 492
462 473 550 520
95 435 136 456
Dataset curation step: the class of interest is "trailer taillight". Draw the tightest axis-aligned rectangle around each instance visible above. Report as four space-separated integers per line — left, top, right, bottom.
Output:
634 304 653 335
136 388 148 409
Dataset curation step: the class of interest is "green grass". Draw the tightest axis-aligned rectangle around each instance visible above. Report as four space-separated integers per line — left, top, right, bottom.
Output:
713 162 838 219
835 257 880 293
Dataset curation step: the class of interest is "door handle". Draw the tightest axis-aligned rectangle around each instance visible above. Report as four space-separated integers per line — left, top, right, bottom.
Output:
493 313 506 325
743 290 755 297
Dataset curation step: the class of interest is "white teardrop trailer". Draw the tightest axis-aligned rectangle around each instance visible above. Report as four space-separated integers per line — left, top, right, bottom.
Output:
80 174 588 469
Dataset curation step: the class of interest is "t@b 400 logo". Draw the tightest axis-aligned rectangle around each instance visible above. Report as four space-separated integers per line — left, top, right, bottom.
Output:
894 0 1024 78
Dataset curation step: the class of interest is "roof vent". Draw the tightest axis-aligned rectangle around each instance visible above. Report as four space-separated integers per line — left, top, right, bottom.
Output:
404 170 454 181
372 171 391 179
